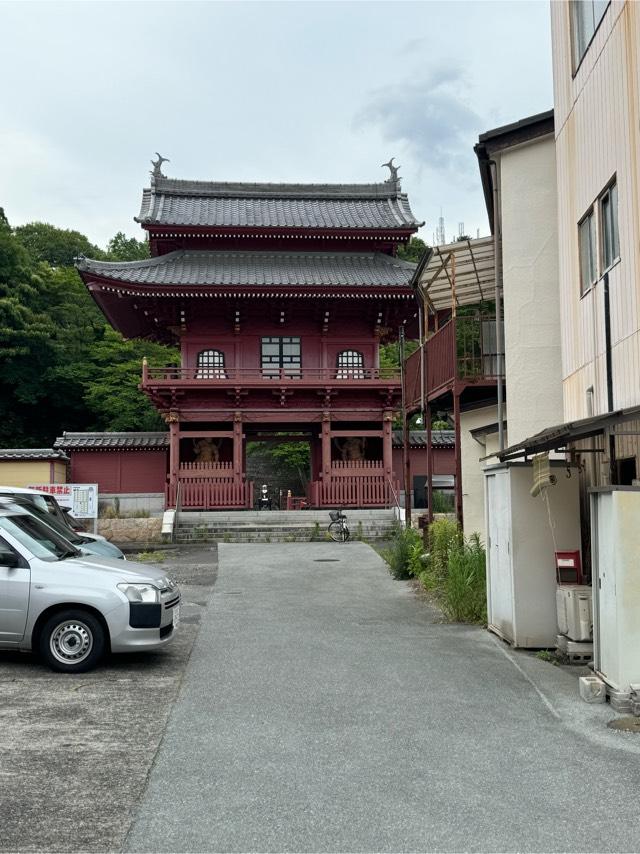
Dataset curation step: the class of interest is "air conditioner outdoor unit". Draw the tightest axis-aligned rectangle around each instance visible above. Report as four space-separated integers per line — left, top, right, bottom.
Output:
556 585 593 642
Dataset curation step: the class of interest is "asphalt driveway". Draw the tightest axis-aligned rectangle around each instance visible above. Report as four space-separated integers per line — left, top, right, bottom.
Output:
123 542 640 854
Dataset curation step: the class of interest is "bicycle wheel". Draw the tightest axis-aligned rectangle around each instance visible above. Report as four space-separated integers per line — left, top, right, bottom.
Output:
328 521 348 543
329 521 349 543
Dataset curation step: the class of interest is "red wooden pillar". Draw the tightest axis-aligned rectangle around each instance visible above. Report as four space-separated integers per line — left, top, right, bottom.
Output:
426 401 434 524
321 413 332 480
382 409 395 508
169 416 180 487
233 411 243 482
453 387 463 528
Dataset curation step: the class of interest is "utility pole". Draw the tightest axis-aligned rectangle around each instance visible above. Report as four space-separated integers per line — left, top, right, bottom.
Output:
399 326 412 527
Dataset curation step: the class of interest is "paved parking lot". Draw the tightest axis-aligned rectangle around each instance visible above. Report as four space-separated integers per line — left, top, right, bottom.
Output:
0 546 218 854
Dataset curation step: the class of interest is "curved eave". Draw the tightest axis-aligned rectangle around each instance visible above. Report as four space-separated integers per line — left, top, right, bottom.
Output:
80 272 415 300
139 224 423 239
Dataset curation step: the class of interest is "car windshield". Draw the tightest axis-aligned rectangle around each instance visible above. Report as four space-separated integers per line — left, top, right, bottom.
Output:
13 502 84 546
0 515 80 562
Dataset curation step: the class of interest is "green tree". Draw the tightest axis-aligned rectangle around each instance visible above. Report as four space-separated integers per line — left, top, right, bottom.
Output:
0 211 60 444
14 221 105 267
397 236 429 263
82 328 176 431
270 442 311 488
106 231 150 261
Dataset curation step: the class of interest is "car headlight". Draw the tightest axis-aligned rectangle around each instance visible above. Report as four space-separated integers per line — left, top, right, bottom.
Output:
117 583 160 604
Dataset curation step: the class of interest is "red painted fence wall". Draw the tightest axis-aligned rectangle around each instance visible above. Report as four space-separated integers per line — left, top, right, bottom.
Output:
69 451 168 494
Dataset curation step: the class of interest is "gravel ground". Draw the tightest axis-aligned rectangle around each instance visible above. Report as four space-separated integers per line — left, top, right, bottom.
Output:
0 546 218 854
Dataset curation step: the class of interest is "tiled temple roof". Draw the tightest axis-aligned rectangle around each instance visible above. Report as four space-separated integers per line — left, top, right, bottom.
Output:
391 430 455 449
54 432 169 451
55 431 453 451
0 448 69 461
76 250 416 289
136 176 422 231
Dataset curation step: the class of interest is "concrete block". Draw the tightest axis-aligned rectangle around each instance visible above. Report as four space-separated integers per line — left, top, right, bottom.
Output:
579 675 606 703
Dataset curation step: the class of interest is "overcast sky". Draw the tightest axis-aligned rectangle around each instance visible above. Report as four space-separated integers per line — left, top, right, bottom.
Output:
0 0 552 249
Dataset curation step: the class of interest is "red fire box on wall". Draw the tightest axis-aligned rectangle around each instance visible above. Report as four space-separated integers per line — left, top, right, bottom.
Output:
555 550 583 584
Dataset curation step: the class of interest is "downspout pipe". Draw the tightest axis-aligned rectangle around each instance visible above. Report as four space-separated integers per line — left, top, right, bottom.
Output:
489 159 505 452
603 271 617 483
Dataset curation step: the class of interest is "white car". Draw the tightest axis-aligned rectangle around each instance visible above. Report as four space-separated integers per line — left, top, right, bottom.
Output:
0 504 180 673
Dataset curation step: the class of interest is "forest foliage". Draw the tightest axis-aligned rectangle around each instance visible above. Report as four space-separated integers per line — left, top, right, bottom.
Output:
0 211 176 446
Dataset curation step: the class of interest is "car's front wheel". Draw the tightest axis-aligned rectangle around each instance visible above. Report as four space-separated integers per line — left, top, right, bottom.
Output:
38 609 106 673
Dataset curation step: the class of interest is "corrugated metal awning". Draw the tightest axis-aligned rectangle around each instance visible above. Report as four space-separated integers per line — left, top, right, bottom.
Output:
412 236 495 313
494 405 640 462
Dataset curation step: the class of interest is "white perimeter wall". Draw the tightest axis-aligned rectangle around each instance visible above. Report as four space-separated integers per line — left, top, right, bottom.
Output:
499 136 564 445
460 404 503 543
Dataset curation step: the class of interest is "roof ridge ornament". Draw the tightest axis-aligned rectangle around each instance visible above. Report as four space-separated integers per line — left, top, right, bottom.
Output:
151 152 170 180
381 157 401 187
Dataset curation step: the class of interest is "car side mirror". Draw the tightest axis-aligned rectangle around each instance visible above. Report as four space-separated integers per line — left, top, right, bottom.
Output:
0 552 23 569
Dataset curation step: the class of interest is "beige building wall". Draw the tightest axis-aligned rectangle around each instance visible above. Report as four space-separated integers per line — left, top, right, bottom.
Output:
498 135 564 446
551 1 640 421
460 404 504 542
0 460 66 488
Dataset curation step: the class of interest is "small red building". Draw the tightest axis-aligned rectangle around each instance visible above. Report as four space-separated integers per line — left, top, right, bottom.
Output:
75 159 426 510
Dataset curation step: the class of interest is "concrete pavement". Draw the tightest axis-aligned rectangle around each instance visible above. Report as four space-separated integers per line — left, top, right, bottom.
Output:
125 542 640 853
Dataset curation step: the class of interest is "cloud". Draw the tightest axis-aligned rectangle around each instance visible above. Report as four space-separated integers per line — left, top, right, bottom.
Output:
355 67 485 178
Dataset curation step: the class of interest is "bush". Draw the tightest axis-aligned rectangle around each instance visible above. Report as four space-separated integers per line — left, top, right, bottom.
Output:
442 533 486 623
382 525 422 579
411 521 487 624
426 519 462 581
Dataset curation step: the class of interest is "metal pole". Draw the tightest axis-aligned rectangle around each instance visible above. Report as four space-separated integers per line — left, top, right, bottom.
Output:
490 160 505 452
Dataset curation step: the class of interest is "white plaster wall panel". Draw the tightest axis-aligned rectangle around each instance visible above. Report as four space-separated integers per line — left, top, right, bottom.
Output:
499 136 563 446
459 404 501 542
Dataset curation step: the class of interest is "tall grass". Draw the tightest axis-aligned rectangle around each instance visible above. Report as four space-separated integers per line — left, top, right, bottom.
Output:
442 533 486 623
383 519 487 625
381 524 422 579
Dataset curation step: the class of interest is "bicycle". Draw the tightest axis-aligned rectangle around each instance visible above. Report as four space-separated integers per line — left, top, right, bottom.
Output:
328 510 350 542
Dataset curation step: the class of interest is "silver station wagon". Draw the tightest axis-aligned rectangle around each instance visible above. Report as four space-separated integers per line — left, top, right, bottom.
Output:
0 504 180 672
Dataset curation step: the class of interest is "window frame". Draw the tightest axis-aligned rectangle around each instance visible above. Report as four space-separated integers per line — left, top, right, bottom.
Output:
570 0 610 74
599 178 620 274
578 207 598 297
260 336 302 378
335 349 365 379
195 349 227 379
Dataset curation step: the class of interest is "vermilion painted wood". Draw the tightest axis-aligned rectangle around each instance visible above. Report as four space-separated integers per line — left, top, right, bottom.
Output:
166 479 254 510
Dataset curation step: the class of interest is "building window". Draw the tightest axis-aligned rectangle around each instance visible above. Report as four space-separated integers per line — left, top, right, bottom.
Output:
261 336 301 377
195 349 227 379
572 0 609 68
578 208 597 295
336 350 365 379
600 180 619 271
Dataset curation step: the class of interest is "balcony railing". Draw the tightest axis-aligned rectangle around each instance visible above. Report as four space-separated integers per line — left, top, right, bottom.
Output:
142 365 401 384
404 315 503 411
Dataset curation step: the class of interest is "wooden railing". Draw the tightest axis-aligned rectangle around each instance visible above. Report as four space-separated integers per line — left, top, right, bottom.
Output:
309 474 398 508
143 365 400 384
179 462 233 474
404 315 503 410
330 460 385 475
166 478 253 510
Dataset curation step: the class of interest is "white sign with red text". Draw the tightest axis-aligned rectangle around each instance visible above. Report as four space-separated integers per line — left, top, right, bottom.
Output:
27 483 99 519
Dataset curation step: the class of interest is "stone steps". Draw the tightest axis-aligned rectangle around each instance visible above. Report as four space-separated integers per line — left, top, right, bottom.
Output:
175 509 397 543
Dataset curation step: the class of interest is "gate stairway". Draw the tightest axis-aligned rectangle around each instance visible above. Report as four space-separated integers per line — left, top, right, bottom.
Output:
175 509 398 544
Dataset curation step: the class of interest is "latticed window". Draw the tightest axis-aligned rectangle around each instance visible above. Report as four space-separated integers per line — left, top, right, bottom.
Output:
336 350 365 379
195 349 227 379
261 337 301 377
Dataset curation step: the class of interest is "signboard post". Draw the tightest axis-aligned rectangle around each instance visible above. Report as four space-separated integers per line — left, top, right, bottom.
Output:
27 484 99 532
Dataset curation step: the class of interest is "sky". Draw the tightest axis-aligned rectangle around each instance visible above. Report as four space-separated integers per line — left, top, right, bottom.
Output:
0 0 553 249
